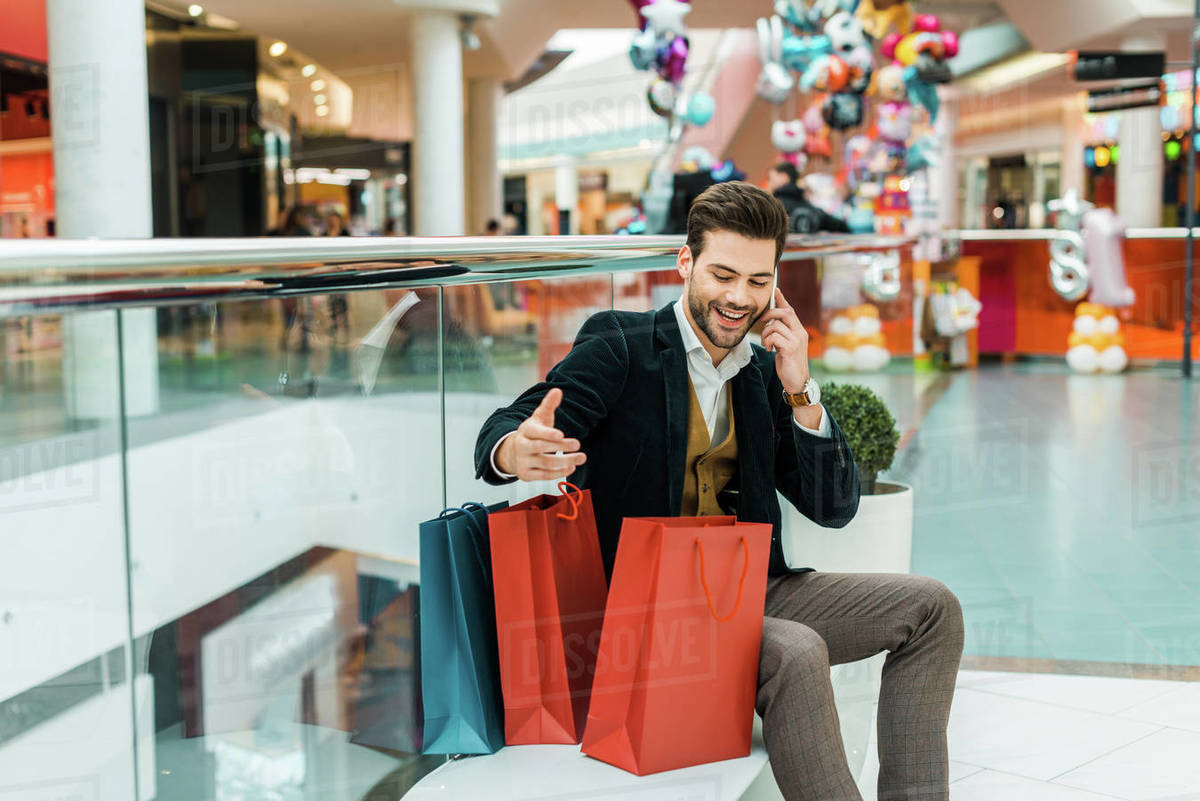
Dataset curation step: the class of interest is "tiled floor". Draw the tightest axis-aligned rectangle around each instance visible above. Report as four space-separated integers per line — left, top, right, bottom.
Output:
880 363 1200 669
858 669 1200 801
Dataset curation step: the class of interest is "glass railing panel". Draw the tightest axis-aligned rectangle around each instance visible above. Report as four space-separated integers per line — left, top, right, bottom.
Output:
0 309 142 800
122 290 443 800
443 275 615 506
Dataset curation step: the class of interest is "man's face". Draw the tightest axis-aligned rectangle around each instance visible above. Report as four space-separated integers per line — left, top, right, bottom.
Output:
678 230 776 352
766 169 789 192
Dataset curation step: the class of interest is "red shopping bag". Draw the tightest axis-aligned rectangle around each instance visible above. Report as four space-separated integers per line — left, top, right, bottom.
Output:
581 516 771 775
489 482 608 744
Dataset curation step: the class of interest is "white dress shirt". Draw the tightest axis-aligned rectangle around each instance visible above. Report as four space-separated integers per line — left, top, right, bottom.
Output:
671 298 829 443
489 298 829 479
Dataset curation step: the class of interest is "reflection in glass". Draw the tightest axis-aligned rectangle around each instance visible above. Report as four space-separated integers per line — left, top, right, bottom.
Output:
0 310 140 800
443 276 614 505
123 291 446 799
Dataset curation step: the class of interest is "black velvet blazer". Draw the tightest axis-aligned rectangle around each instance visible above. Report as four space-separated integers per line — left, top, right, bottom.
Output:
474 303 861 578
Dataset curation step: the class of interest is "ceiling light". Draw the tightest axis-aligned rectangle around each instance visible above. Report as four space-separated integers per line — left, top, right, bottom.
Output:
269 41 287 57
301 64 316 77
313 93 327 105
310 79 325 92
315 105 330 117
334 168 371 180
187 4 203 16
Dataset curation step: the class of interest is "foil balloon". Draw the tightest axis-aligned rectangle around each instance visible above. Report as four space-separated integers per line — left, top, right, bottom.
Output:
646 78 678 118
873 63 907 103
802 102 832 158
775 0 822 31
822 91 863 129
662 36 689 83
680 145 716 171
628 0 656 27
757 62 795 104
1049 230 1090 302
906 135 940 171
861 250 902 302
628 27 658 70
686 91 716 126
756 16 794 103
782 34 831 72
710 159 745 182
904 66 939 120
801 54 850 92
640 0 691 38
824 11 868 58
855 0 914 40
771 119 807 157
1082 207 1135 308
876 101 912 151
1047 190 1093 302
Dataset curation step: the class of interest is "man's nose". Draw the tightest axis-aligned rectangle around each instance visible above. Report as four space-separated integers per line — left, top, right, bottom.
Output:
724 284 752 310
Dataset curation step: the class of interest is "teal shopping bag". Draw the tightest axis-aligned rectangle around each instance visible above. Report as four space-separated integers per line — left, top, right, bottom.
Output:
419 502 507 754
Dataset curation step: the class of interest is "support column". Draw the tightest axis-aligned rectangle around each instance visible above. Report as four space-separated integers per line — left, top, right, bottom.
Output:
411 12 465 236
554 160 578 235
1116 33 1167 228
1061 95 1087 203
933 94 959 230
47 0 158 418
468 77 503 235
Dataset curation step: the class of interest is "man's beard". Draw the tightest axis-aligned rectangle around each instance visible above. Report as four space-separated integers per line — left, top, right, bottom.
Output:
687 283 764 351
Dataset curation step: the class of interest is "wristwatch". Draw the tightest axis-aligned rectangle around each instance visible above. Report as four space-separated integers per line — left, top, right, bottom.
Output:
782 376 820 407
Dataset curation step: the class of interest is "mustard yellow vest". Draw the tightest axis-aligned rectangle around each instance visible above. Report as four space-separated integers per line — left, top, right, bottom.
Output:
679 377 739 517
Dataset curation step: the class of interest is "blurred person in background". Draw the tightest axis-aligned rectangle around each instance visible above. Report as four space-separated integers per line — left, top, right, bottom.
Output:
325 210 351 237
271 207 315 237
767 162 848 234
326 211 351 340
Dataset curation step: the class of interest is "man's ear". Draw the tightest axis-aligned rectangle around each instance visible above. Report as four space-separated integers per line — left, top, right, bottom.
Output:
677 244 693 282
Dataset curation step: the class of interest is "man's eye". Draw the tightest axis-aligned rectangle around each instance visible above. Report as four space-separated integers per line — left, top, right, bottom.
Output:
714 275 732 282
750 281 768 288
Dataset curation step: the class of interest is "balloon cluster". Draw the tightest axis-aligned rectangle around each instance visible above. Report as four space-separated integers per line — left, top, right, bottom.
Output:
754 0 960 179
756 2 874 132
628 0 716 132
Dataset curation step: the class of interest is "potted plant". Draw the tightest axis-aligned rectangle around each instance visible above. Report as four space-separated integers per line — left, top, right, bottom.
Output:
821 382 899 495
780 381 914 575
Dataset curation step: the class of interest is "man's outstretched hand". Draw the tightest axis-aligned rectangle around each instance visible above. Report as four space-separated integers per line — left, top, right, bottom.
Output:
495 388 587 481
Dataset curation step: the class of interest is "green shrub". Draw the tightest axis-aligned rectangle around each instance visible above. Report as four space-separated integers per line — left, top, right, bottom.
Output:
821 382 899 494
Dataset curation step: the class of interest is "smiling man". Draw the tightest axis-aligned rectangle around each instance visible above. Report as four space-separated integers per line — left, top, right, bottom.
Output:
474 181 963 801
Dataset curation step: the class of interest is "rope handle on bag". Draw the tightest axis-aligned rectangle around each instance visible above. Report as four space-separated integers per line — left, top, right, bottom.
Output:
696 535 749 623
439 503 492 583
556 481 582 521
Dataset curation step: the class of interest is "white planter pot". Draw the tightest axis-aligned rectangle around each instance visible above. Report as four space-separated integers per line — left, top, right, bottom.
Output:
775 481 914 791
780 481 914 574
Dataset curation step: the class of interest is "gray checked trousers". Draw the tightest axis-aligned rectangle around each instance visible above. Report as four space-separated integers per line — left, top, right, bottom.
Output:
757 571 965 801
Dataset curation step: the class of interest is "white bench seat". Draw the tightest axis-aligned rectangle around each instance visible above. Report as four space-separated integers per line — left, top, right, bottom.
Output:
405 718 782 801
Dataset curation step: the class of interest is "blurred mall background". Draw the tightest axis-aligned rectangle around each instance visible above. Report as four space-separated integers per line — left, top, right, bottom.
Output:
0 0 1198 799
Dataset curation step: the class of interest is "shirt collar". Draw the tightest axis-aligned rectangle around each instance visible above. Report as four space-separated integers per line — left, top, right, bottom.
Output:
673 296 754 374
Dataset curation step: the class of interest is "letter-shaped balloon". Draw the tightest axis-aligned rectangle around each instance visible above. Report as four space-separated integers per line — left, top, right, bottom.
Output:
1083 208 1135 308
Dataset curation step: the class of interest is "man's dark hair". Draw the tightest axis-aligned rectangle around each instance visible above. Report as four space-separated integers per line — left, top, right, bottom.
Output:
686 181 789 266
771 161 799 184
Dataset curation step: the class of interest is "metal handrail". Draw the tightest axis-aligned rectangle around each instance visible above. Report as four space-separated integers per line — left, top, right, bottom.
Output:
956 227 1200 241
0 233 914 317
0 227 1192 317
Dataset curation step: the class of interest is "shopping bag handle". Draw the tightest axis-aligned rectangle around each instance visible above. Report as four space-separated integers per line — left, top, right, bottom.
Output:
696 536 749 623
556 481 582 521
440 503 492 585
